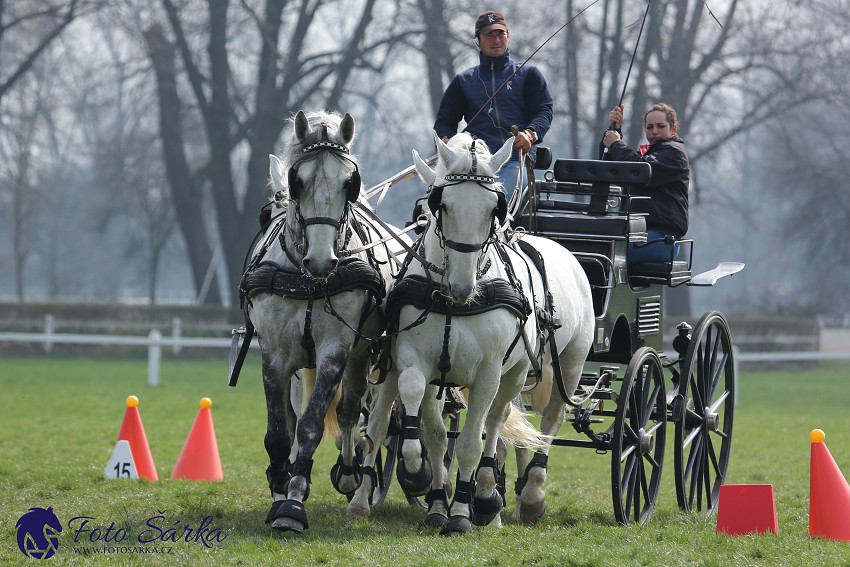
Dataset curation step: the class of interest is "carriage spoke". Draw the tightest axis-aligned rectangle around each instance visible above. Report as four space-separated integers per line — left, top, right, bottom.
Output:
644 453 661 470
708 390 730 414
682 421 701 448
707 432 721 477
620 443 638 462
686 435 703 507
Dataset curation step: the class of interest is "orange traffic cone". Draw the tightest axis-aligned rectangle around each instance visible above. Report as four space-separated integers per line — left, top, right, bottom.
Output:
170 398 223 481
716 484 778 535
809 428 850 541
115 395 158 481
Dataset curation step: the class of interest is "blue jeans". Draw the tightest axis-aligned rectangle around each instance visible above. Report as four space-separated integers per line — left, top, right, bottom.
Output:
629 228 680 264
497 160 523 204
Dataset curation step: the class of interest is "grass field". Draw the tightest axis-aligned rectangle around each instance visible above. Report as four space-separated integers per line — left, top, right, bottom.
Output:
1 355 849 566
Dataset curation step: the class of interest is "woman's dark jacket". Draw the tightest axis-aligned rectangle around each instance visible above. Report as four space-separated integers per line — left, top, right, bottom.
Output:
604 135 689 238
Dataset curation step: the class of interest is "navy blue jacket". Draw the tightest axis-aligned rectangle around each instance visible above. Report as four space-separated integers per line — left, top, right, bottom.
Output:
604 135 690 238
434 51 553 165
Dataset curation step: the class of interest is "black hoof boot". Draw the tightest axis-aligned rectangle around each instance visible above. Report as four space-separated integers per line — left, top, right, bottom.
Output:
397 457 433 497
440 515 472 536
330 453 363 497
268 499 309 534
472 489 504 526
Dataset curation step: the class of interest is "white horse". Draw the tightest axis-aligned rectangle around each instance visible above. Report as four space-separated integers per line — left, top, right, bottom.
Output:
361 133 595 535
241 110 404 533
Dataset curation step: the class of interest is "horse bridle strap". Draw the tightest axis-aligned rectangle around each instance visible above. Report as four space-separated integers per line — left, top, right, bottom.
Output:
301 216 340 229
442 173 496 184
300 140 350 155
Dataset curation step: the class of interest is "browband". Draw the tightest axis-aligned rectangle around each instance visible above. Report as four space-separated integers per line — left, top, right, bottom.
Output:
443 173 496 184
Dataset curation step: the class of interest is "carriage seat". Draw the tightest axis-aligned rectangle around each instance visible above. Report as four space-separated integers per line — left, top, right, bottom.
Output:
629 260 692 287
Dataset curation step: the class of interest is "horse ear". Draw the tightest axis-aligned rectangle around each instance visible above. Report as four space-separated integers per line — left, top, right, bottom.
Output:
294 110 311 141
269 154 285 190
339 113 355 145
489 136 514 174
434 131 460 173
413 149 436 187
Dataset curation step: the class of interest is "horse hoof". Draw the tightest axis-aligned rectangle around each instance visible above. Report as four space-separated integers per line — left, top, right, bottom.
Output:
422 512 448 528
269 499 309 533
347 502 371 520
272 517 306 533
519 500 547 525
439 515 472 536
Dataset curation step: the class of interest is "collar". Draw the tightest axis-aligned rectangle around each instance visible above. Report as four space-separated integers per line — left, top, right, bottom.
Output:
478 50 511 72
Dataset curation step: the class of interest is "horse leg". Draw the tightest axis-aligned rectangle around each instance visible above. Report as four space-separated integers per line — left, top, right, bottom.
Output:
471 390 517 529
441 378 498 536
519 346 583 525
516 393 561 525
330 352 370 497
347 370 399 519
261 352 298 525
420 385 450 527
396 365 432 499
273 345 348 533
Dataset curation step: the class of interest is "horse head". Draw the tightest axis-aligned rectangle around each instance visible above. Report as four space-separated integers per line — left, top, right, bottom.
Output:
275 110 362 279
413 132 513 303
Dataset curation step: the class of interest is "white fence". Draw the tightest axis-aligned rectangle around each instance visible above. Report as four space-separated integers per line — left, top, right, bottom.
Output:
2 328 850 388
0 330 245 387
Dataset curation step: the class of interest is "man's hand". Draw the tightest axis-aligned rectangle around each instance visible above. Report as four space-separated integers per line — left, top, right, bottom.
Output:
513 129 536 152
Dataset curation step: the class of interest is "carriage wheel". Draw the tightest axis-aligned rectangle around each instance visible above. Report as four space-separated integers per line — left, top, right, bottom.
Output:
611 347 667 525
673 311 735 514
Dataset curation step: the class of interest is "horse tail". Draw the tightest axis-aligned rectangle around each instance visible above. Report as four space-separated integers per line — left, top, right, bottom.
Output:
299 368 341 441
500 402 552 451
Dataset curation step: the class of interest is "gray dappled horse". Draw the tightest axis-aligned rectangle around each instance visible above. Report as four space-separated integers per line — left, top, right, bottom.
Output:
241 111 403 533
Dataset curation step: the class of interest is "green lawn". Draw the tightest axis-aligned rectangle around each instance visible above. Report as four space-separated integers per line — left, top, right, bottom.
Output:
1 356 849 566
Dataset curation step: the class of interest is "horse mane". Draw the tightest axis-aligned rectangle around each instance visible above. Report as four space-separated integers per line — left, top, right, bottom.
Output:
280 110 356 174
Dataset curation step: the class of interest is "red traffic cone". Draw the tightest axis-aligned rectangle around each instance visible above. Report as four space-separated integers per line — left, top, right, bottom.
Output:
170 398 223 481
116 395 158 481
809 428 850 541
716 484 778 535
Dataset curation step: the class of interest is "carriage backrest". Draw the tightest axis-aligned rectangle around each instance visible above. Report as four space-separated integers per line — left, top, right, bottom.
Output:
552 159 651 214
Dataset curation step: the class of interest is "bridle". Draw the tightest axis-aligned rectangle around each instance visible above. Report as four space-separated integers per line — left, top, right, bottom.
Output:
426 140 506 261
283 124 362 262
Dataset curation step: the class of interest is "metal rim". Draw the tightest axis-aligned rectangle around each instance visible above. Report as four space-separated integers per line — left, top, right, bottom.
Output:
611 347 667 525
674 310 736 513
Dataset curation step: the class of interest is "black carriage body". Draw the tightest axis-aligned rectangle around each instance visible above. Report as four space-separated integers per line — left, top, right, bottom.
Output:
514 157 692 363
512 155 736 525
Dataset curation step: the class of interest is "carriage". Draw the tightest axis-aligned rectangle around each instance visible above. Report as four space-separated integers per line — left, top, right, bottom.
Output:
233 111 743 533
363 144 743 526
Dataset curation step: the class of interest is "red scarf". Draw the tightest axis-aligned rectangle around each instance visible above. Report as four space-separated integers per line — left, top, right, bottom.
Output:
639 144 650 156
